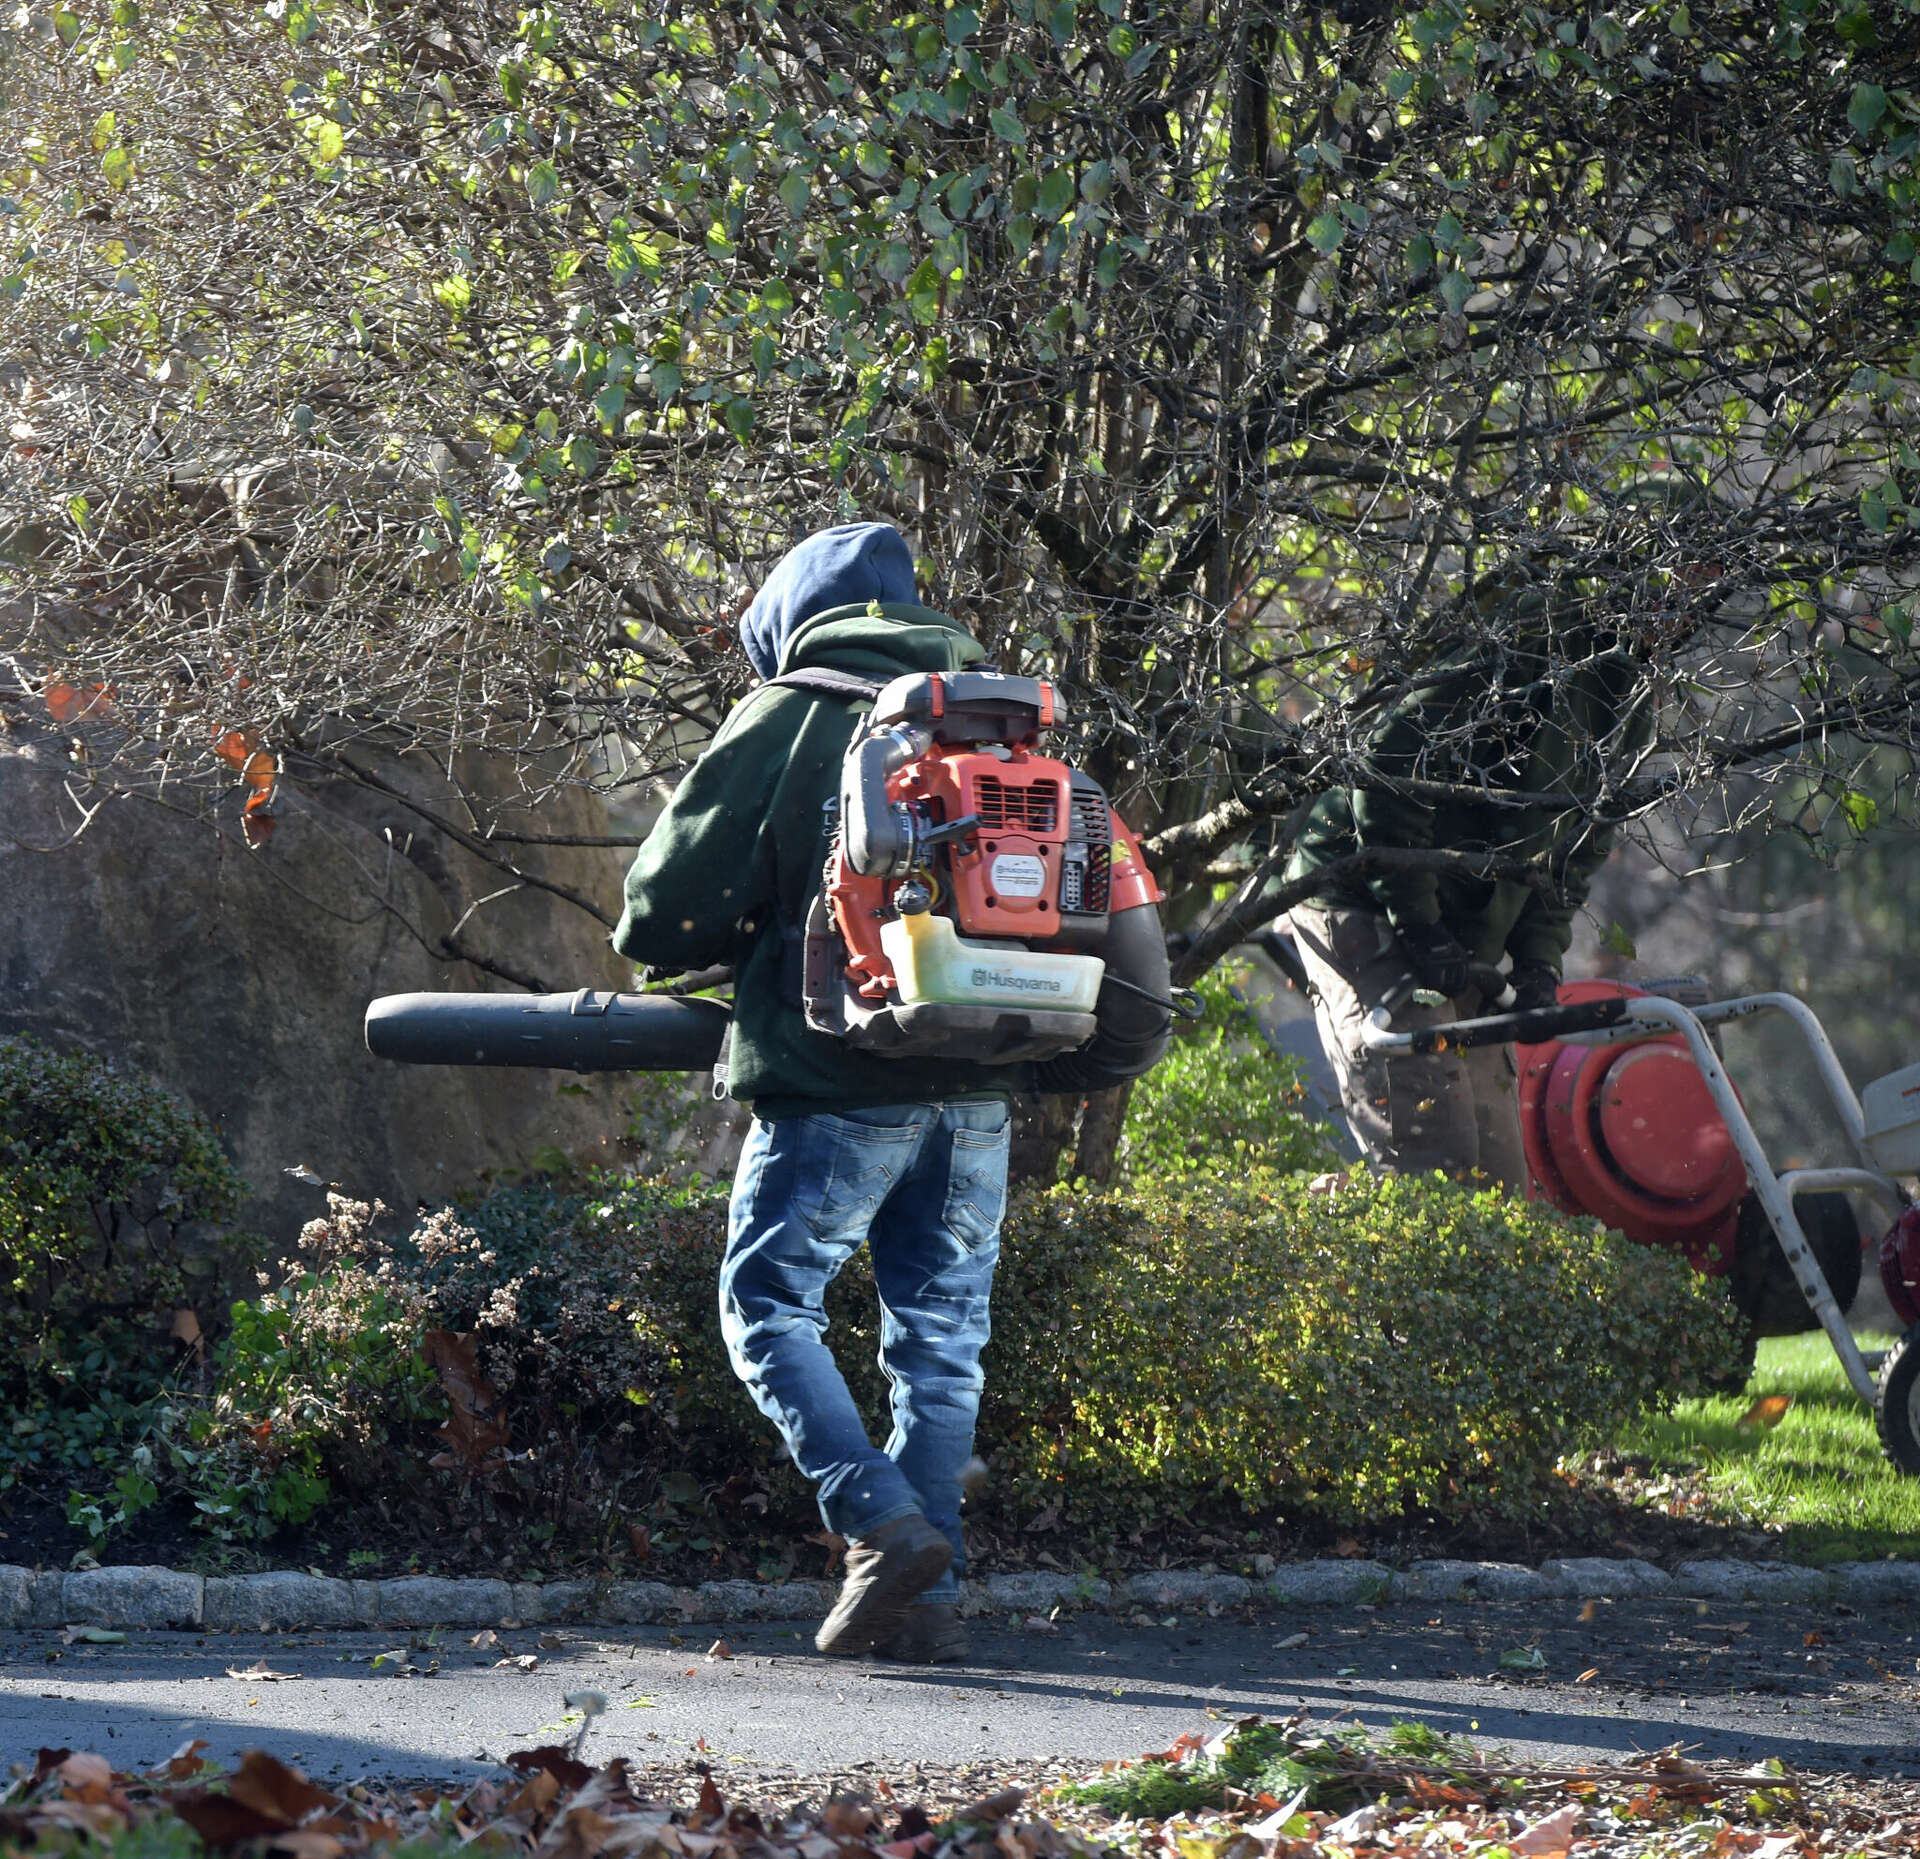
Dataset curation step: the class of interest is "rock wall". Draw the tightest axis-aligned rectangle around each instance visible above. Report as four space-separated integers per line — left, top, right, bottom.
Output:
0 725 641 1249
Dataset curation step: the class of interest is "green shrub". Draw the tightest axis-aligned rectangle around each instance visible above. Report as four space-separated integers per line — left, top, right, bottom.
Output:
152 1194 442 1540
1118 969 1343 1182
151 1179 725 1547
628 1166 1736 1529
981 1169 1743 1526
267 1167 1741 1536
133 1157 1740 1545
0 1035 249 1498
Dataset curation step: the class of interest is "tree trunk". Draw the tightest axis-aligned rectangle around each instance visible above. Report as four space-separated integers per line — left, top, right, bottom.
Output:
1007 1092 1080 1184
1072 1082 1135 1184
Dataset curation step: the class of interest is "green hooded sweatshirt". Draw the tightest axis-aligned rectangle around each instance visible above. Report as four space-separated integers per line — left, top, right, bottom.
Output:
610 602 1022 1118
1281 638 1649 971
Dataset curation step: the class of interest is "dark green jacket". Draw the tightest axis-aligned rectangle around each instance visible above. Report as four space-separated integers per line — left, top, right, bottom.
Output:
1282 642 1648 971
610 602 1021 1117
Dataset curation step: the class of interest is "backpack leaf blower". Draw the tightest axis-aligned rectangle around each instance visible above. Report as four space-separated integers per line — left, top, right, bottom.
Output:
801 668 1163 1065
365 669 1178 1085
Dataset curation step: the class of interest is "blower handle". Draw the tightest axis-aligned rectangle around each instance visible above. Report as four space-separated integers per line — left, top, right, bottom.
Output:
1361 993 1637 1056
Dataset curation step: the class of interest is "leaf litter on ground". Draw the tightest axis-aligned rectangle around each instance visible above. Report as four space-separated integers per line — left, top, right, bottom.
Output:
2 1714 1915 1859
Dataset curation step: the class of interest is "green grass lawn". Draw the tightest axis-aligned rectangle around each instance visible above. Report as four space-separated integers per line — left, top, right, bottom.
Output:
1610 1331 1920 1563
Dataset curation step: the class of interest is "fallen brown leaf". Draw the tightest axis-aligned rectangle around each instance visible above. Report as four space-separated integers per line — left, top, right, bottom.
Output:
1738 1392 1793 1430
171 1791 292 1847
225 1661 301 1683
1511 1802 1583 1856
55 1752 116 1803
803 1529 846 1577
227 1750 338 1823
149 1739 209 1783
506 1747 594 1793
422 1328 510 1474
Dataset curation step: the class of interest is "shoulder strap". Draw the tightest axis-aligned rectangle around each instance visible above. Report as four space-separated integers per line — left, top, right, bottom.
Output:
765 668 884 702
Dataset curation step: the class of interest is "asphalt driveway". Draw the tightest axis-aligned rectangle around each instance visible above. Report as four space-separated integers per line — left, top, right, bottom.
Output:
5 1592 1916 1787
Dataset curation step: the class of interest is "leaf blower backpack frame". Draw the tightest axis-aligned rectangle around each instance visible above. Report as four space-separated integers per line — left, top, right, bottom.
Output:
779 665 1164 1066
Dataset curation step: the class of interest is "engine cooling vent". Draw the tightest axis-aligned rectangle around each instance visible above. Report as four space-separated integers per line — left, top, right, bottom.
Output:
975 774 1060 832
1070 786 1113 843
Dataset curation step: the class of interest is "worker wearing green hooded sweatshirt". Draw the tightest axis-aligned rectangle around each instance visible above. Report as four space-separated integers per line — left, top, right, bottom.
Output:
610 524 1015 1667
1277 619 1649 1188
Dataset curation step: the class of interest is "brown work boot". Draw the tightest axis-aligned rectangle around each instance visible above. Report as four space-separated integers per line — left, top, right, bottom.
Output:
814 1513 953 1657
878 1600 969 1664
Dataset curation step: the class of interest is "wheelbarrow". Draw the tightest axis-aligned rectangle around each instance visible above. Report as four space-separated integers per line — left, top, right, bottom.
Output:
1358 980 1920 1474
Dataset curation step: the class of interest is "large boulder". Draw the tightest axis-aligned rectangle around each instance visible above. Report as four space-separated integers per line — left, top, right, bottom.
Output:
0 724 640 1248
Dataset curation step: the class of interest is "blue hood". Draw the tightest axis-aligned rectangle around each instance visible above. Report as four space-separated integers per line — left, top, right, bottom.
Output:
737 523 917 680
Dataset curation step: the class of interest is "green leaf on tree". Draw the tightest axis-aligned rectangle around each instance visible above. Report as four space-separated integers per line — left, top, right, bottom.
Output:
1848 82 1889 136
903 256 944 322
1600 922 1638 960
1305 212 1344 255
989 105 1027 145
1037 165 1075 220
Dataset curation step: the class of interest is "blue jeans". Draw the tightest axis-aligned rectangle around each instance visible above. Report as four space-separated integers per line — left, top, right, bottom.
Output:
718 1100 1010 1603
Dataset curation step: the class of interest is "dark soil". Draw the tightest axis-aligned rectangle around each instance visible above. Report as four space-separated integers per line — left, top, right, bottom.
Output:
0 1457 1792 1586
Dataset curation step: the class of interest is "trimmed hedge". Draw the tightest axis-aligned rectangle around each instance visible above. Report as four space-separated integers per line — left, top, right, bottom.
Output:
177 1164 1741 1539
987 1170 1742 1523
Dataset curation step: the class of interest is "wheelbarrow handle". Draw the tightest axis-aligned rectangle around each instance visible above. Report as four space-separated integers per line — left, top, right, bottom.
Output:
1362 994 1637 1056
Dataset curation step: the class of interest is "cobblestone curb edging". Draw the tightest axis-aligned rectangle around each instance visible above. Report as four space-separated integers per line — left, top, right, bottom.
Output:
3 1557 1915 1632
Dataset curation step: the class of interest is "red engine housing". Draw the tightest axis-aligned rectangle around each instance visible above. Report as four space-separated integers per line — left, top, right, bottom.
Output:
1518 979 1747 1273
831 743 1159 1002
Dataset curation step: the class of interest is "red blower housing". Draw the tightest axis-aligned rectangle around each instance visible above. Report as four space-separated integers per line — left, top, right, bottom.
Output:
1518 979 1747 1273
1517 978 1863 1329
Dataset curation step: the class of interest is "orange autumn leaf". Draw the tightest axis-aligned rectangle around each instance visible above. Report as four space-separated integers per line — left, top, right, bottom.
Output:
213 727 277 781
211 726 256 768
215 727 279 848
1738 1393 1793 1430
45 679 116 724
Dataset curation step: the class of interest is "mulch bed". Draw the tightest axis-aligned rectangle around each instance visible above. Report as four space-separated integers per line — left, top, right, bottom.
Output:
0 1463 1780 1588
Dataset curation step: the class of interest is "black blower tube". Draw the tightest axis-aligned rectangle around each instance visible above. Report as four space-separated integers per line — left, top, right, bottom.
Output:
1030 902 1174 1094
365 989 730 1073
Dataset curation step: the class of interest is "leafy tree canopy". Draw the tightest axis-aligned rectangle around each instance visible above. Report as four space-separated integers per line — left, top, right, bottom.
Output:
4 0 1920 926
